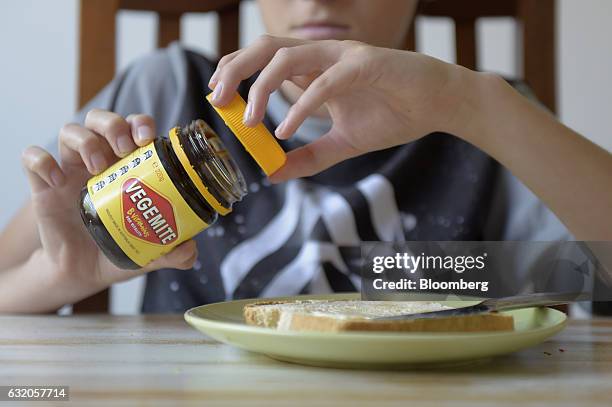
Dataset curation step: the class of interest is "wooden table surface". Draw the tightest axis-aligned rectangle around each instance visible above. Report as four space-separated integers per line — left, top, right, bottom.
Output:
0 315 611 407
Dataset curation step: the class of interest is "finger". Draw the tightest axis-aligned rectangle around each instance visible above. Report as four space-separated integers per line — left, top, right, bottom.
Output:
269 129 360 183
85 109 135 157
244 43 337 127
275 62 355 140
144 240 199 271
58 123 116 174
126 114 156 146
211 35 308 106
209 49 242 89
21 146 66 192
289 73 320 91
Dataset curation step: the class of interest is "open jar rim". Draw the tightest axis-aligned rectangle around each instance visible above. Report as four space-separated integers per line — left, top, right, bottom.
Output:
174 119 247 213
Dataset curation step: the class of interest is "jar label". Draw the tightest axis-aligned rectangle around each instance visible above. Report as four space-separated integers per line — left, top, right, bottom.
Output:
87 144 208 267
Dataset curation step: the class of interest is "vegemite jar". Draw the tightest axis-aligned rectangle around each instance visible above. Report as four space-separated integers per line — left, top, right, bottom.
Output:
79 93 286 269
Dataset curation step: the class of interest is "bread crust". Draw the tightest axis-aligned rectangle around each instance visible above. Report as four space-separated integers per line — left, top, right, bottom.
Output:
286 313 513 332
243 300 290 328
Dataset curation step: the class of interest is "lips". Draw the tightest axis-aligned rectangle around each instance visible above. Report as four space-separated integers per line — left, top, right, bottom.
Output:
291 22 350 40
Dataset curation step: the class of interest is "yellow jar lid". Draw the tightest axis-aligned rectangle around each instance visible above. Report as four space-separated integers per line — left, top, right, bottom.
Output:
206 92 287 176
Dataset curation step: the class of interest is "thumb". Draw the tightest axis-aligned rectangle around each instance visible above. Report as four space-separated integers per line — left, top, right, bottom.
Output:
144 239 199 271
269 130 359 183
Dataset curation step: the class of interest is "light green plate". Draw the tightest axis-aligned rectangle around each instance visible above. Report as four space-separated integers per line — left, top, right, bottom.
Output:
184 293 567 369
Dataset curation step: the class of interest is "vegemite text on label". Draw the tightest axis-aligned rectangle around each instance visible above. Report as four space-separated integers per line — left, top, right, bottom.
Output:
121 178 178 245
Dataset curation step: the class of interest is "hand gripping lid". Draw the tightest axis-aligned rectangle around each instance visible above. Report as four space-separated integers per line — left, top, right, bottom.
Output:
206 92 287 176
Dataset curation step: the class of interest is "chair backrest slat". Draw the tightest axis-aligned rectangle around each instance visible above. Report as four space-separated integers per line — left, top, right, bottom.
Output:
519 0 556 112
78 0 119 108
454 17 477 70
158 12 182 48
120 0 240 14
217 3 241 58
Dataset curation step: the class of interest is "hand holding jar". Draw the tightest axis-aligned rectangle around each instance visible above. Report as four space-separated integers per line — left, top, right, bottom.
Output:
19 112 203 307
18 93 284 311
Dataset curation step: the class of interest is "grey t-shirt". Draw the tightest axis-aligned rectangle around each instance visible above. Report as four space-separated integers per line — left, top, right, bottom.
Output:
56 43 571 312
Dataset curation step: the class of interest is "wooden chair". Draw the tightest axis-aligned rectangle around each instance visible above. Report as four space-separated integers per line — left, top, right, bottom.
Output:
415 0 556 112
75 0 557 313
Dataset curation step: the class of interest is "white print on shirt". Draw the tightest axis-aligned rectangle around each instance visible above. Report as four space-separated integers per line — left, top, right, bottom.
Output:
219 175 409 299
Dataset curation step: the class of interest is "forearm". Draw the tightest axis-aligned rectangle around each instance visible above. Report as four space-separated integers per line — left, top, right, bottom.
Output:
0 250 99 313
0 201 41 269
457 71 612 240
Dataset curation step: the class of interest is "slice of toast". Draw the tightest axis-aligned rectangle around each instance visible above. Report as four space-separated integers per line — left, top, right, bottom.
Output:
243 300 514 333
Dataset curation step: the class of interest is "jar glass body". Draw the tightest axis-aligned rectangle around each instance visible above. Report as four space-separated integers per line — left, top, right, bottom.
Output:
79 120 246 269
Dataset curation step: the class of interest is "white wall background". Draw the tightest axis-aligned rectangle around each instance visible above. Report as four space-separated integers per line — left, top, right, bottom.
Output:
1 0 610 313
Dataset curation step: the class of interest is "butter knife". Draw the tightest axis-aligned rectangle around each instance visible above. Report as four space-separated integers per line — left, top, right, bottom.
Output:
373 292 582 321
